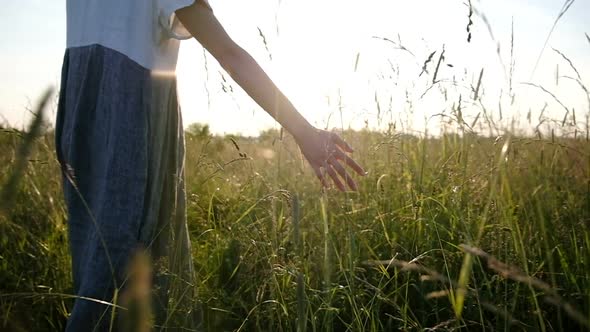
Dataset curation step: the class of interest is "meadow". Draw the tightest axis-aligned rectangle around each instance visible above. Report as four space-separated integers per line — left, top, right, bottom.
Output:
1 107 589 331
1 2 590 330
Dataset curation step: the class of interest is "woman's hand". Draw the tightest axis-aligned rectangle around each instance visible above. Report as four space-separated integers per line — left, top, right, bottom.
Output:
295 128 366 191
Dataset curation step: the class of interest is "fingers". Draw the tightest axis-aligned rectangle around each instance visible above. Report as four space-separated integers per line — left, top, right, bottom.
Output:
326 164 346 191
329 133 366 176
329 158 358 191
314 160 361 192
334 149 366 176
310 131 366 191
330 133 354 153
312 165 329 188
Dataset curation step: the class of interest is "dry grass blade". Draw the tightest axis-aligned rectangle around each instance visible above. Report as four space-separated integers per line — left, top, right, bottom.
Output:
473 68 484 101
257 27 272 61
562 76 590 114
432 46 445 84
530 0 576 78
229 137 241 151
460 244 590 328
0 292 126 310
521 82 570 124
353 52 360 72
419 51 437 77
363 257 449 285
0 88 53 215
466 0 473 42
552 48 582 81
372 35 416 58
553 47 590 114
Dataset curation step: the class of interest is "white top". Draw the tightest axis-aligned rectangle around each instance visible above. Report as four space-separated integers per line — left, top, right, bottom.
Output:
66 0 206 73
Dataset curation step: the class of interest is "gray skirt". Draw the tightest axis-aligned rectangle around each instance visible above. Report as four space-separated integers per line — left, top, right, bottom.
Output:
56 44 197 331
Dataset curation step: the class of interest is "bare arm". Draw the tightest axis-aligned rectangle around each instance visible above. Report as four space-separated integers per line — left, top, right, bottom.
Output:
176 3 311 140
176 2 365 191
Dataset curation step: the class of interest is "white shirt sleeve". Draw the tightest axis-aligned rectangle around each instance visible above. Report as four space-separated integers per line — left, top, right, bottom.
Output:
158 0 211 40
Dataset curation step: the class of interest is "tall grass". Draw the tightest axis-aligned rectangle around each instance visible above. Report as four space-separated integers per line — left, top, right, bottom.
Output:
2 119 588 330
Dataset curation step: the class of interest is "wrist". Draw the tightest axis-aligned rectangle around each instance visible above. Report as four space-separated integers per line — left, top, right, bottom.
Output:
288 119 315 143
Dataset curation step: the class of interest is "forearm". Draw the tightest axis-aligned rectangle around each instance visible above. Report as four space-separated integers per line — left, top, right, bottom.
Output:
176 3 313 140
220 47 313 141
176 3 365 191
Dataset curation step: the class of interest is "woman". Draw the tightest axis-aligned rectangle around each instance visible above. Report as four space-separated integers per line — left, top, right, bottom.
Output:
56 0 365 330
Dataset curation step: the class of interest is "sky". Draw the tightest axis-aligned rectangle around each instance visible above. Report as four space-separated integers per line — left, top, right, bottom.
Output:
0 0 589 136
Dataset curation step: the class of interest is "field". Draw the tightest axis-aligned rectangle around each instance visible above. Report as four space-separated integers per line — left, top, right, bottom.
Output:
2 2 590 330
1 109 589 330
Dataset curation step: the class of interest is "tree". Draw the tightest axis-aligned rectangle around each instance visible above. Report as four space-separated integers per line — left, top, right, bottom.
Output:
186 123 211 139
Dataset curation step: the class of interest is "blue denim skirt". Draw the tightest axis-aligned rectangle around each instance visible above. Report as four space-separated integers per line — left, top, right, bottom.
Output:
55 44 197 331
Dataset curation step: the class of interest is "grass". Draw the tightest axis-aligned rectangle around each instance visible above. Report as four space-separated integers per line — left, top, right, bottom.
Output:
1 119 589 330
